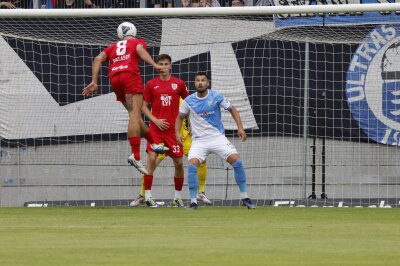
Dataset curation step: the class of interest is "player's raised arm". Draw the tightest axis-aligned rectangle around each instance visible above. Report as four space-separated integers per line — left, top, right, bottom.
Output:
229 106 247 142
82 52 107 96
136 44 163 73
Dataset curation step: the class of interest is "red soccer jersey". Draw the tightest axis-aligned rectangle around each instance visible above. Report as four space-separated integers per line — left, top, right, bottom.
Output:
103 38 147 79
144 76 189 133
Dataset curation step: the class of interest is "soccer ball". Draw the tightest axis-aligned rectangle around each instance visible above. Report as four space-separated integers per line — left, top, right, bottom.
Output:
117 22 137 40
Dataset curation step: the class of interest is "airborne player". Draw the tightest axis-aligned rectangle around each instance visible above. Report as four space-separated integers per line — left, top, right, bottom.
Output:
83 22 169 175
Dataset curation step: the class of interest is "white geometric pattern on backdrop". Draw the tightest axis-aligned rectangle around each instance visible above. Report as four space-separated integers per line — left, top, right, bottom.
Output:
0 35 125 139
0 19 275 139
160 19 275 130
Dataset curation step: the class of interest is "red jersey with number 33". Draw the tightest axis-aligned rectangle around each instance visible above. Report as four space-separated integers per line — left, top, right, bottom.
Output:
103 38 147 79
144 76 189 133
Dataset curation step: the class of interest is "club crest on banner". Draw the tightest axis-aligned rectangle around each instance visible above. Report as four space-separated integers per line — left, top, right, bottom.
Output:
171 83 177 90
346 25 400 145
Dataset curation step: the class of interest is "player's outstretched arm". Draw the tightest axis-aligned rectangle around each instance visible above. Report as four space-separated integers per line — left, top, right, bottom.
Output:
175 112 185 146
229 106 247 142
136 44 163 73
82 52 107 96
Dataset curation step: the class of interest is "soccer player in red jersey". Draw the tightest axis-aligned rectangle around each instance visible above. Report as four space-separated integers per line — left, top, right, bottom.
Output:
140 54 189 207
82 22 169 175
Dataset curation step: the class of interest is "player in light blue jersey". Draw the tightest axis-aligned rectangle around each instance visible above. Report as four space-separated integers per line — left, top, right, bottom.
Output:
175 72 255 210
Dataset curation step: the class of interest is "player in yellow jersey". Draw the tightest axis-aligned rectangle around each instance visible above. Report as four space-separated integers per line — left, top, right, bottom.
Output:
129 98 212 207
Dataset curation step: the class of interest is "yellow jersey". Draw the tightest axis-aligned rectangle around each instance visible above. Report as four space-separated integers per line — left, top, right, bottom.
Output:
179 98 190 139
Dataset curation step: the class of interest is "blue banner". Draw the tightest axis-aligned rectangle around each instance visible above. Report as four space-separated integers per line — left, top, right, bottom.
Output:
346 24 400 145
274 0 400 28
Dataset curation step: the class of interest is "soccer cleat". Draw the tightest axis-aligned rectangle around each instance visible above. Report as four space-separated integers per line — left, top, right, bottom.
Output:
129 194 145 207
151 143 169 154
241 198 256 209
172 198 185 208
197 192 212 205
187 202 198 211
127 155 148 175
145 197 159 208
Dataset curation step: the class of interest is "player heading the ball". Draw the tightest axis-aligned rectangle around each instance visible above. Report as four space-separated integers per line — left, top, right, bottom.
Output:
83 22 169 175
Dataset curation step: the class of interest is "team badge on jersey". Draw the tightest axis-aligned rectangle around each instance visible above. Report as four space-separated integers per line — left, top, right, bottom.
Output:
346 25 400 145
171 83 178 90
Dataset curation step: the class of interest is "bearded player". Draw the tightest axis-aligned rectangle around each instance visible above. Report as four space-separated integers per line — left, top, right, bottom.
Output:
176 72 255 210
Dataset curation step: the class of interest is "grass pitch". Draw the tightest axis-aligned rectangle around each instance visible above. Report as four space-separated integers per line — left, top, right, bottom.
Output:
0 207 399 266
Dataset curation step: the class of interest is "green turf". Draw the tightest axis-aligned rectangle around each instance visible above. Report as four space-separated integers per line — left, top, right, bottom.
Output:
0 207 399 266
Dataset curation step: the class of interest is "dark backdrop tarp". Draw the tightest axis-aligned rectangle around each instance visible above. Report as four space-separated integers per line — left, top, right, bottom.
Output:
2 36 370 146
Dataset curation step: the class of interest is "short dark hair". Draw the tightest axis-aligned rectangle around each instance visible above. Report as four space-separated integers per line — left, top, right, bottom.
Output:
156 54 172 63
195 71 209 80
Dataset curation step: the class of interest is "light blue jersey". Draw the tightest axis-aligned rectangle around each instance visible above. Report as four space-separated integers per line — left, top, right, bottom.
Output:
179 89 232 139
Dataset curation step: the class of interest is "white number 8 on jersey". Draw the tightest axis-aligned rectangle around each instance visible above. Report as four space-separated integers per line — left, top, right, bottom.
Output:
116 40 127 56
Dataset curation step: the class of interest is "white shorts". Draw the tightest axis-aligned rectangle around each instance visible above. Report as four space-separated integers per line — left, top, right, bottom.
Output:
188 135 238 163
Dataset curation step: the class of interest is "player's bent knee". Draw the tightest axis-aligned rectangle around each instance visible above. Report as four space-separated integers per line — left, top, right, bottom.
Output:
227 153 240 164
188 158 201 167
174 162 184 170
124 103 133 112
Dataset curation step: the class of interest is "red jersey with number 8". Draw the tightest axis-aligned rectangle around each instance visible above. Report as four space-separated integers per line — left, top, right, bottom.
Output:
103 38 147 79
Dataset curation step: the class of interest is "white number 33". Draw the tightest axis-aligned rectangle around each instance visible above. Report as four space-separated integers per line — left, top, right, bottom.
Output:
172 145 180 153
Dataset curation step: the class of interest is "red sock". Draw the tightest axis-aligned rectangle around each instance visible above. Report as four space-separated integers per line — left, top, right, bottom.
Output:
143 131 154 144
129 137 141 160
174 177 184 191
144 175 153 190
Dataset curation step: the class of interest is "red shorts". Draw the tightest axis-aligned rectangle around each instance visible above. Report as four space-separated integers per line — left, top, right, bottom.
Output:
110 72 143 103
146 129 183 158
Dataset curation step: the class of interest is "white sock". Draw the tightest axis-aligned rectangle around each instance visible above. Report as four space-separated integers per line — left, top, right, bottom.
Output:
145 190 152 201
174 190 182 200
240 192 249 199
191 198 197 204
